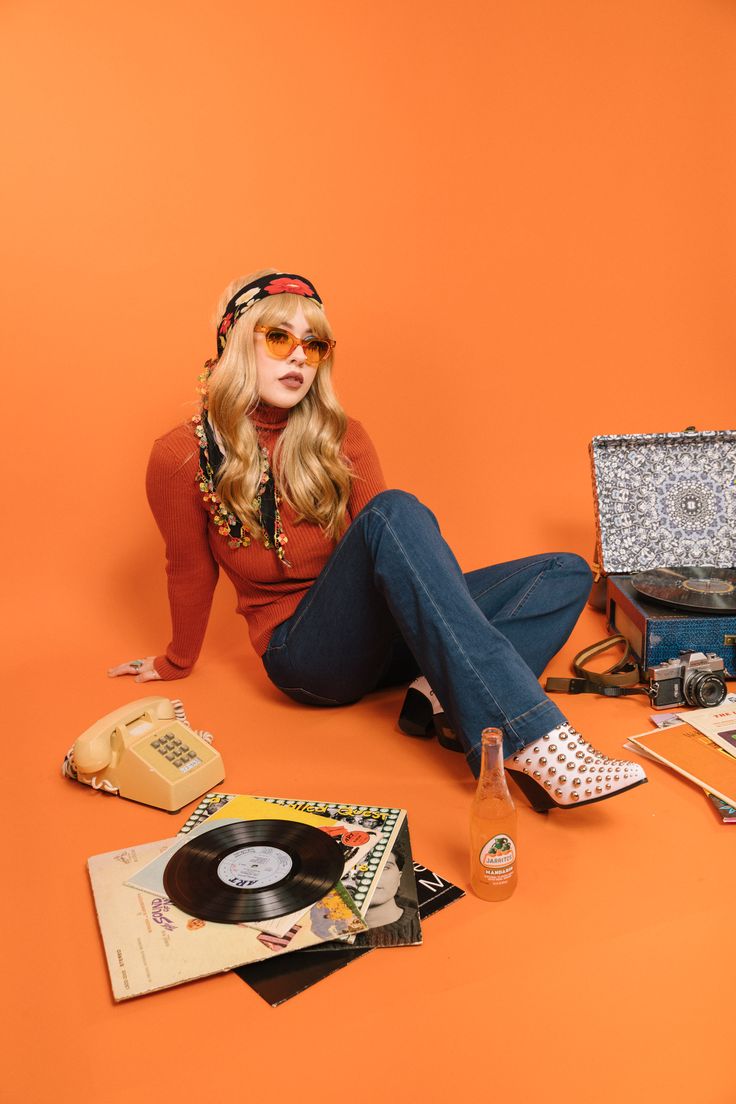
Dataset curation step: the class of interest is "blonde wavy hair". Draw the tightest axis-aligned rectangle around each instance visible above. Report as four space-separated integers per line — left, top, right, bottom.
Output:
206 269 353 542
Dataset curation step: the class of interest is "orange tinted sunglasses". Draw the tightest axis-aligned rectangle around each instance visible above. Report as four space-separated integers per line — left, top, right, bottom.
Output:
254 326 336 366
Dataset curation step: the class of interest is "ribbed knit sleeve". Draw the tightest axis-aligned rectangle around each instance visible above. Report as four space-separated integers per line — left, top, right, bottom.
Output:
146 430 219 679
344 419 386 515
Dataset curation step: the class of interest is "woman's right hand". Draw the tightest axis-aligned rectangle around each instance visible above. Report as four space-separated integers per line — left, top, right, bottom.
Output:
107 656 162 684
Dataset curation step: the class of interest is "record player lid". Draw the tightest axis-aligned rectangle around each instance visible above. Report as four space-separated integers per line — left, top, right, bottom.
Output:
590 430 736 575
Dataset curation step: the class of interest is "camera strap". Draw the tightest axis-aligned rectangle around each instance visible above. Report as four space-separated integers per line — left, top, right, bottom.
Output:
545 677 649 698
545 634 650 699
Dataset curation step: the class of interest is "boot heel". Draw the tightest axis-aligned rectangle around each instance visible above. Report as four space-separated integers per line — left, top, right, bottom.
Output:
434 715 464 753
506 769 554 814
398 687 435 738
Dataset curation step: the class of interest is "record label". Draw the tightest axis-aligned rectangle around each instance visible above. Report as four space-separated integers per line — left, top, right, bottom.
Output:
216 846 293 890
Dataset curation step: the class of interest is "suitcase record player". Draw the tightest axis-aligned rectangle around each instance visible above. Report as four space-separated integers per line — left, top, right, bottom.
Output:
589 429 736 678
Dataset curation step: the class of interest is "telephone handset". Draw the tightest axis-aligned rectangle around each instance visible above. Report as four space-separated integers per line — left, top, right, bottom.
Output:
64 697 225 813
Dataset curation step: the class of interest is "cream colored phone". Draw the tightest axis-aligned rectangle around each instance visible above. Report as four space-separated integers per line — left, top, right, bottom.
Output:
66 697 225 813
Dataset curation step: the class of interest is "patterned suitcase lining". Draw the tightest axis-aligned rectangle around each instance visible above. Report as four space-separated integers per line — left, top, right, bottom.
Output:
590 430 736 575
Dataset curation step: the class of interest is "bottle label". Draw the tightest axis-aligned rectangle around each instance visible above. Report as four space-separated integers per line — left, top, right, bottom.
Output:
479 835 516 883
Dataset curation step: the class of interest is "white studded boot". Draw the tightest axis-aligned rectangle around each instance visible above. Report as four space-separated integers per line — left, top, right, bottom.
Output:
504 722 647 812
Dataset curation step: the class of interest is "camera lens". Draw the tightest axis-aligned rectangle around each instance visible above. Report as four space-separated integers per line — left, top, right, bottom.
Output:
684 672 727 709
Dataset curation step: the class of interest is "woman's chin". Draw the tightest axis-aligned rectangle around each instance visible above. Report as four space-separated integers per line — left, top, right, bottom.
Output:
259 386 307 409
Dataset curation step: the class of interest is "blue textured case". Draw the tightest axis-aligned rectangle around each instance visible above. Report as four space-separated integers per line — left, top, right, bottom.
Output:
590 429 736 676
606 576 736 677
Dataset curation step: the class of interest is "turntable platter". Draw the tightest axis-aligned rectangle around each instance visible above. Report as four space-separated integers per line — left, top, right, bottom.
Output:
631 566 736 613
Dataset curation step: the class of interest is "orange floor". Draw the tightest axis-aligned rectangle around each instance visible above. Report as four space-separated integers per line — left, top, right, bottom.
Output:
4 1 736 1099
5 595 735 1102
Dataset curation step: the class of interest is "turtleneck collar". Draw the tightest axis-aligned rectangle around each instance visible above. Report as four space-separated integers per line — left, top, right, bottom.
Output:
250 401 290 431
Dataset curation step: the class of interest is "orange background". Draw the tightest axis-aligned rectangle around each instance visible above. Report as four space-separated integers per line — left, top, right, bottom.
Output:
2 1 735 1100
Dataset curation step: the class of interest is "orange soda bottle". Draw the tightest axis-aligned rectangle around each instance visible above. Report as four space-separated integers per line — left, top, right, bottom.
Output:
470 727 518 900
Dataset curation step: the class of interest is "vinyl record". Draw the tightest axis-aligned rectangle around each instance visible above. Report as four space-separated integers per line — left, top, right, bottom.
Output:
163 820 344 923
631 566 736 612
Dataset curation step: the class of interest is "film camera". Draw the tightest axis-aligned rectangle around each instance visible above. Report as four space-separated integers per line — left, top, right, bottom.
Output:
646 651 728 710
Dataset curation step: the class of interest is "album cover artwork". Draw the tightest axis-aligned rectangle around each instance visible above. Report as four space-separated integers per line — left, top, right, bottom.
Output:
303 818 421 951
87 837 366 1001
203 794 393 931
679 703 736 758
176 803 419 949
236 860 465 1006
130 794 385 940
705 791 736 824
180 793 406 926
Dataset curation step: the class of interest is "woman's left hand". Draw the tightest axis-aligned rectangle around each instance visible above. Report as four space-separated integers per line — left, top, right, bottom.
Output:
107 656 162 684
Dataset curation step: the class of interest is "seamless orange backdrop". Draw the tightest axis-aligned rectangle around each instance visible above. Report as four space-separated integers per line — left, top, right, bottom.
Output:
2 2 735 1102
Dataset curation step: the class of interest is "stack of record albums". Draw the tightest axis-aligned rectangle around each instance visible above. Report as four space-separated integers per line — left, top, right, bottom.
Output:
629 702 736 825
88 793 464 1005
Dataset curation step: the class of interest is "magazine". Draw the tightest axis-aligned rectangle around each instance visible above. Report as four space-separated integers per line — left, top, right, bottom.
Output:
678 703 736 758
628 722 736 808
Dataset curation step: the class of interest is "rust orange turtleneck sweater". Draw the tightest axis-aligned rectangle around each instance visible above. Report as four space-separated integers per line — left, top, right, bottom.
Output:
145 403 386 679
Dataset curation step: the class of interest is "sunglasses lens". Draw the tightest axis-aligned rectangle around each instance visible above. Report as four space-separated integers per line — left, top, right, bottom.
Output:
265 329 293 358
263 329 331 365
304 339 331 365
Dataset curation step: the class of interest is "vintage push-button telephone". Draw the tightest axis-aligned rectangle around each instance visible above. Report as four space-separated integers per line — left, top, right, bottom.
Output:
63 697 225 813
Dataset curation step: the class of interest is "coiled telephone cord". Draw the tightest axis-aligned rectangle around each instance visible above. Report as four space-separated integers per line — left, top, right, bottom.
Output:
61 751 118 792
170 698 214 744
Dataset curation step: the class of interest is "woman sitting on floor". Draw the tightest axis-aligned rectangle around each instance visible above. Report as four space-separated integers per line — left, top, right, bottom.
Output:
109 268 646 811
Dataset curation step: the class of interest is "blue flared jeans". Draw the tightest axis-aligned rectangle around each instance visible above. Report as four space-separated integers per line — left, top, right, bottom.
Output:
262 490 592 776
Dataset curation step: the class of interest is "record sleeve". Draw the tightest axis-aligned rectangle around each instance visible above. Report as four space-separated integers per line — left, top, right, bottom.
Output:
303 818 421 951
705 791 736 824
87 838 366 1001
235 860 465 1006
129 794 383 939
180 793 407 935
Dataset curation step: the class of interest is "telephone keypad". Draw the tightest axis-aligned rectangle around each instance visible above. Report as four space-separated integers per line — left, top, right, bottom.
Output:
152 730 203 772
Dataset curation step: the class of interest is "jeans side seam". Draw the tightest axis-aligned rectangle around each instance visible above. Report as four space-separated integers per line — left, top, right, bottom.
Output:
507 566 549 618
468 555 559 603
280 500 404 645
374 507 520 735
470 556 569 600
